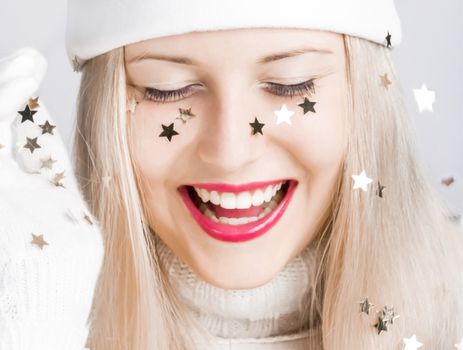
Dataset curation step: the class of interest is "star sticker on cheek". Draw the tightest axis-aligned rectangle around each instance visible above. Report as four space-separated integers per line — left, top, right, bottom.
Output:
298 97 317 115
352 170 373 192
274 104 295 125
18 105 38 124
39 120 57 135
159 122 179 142
176 107 196 123
249 117 265 135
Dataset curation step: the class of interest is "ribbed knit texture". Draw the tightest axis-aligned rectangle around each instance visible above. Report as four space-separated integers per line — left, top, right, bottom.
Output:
0 95 105 350
154 234 322 348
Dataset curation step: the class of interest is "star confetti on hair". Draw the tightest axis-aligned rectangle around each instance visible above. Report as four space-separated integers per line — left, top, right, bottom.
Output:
38 120 57 135
455 337 463 349
359 297 375 315
159 123 179 142
441 176 455 186
380 73 392 90
40 156 57 170
51 171 66 188
23 137 41 154
376 181 386 198
382 305 400 325
352 170 373 192
403 334 423 350
31 233 49 250
101 174 112 187
249 117 265 135
72 56 81 72
176 107 196 123
373 316 389 334
18 105 38 124
413 83 436 113
298 97 317 114
385 31 392 48
274 104 295 125
28 97 40 109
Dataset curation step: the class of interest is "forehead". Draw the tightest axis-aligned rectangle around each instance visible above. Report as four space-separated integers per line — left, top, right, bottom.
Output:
124 28 345 62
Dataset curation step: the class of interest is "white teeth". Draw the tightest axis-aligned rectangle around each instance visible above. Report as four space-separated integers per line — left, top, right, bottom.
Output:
200 197 281 225
193 181 286 210
236 191 253 209
209 190 221 205
252 189 264 206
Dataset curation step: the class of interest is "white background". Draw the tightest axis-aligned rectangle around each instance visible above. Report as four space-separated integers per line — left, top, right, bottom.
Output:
1 0 462 215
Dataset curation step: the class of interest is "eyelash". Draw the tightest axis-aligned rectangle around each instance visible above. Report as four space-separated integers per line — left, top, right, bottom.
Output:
142 79 317 103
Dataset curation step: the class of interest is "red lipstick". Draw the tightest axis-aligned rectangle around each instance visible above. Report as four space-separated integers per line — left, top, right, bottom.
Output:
178 180 297 243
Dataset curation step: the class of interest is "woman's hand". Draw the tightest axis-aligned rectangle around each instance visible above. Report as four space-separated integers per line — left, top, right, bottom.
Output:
0 48 104 350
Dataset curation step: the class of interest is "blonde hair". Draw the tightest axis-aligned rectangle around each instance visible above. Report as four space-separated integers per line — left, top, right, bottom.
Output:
71 34 463 349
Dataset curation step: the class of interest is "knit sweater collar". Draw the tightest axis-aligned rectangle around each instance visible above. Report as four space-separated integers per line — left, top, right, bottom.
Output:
154 234 320 342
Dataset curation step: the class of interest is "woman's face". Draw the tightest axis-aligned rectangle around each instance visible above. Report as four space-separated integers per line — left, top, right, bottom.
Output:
125 28 347 289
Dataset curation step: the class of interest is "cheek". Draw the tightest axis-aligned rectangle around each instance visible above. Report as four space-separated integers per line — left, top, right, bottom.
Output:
129 102 184 178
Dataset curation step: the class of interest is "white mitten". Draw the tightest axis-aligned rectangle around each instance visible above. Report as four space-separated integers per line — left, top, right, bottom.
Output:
0 48 104 350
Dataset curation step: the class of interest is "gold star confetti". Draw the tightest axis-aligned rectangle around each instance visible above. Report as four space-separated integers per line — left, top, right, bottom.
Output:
38 120 57 135
84 212 94 225
51 171 66 188
175 107 196 123
31 233 49 250
359 297 375 315
23 137 41 154
441 176 455 186
28 97 40 109
380 73 392 90
40 156 57 170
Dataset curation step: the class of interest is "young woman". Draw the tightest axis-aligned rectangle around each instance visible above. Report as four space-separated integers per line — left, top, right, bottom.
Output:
1 0 462 349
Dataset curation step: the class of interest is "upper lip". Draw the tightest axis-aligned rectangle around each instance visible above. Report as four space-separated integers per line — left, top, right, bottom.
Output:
184 179 293 193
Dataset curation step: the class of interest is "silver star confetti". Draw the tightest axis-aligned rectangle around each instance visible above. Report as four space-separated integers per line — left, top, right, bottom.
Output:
359 297 375 315
352 170 373 192
403 334 423 350
23 137 41 154
413 83 436 113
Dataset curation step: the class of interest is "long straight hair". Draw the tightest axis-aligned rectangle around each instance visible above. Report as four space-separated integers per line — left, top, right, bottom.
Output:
71 34 463 349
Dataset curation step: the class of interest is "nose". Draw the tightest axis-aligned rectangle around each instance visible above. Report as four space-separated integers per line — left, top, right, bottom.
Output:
197 86 265 173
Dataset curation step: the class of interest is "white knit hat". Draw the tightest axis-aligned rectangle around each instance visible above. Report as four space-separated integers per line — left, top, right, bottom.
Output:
65 0 402 70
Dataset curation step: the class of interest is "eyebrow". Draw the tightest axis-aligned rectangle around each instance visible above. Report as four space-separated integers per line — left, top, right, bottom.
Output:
126 46 334 66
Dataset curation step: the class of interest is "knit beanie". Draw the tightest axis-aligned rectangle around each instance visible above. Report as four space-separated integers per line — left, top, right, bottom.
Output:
65 0 402 70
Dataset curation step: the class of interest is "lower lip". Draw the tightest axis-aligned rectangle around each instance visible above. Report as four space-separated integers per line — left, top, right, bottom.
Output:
178 180 298 243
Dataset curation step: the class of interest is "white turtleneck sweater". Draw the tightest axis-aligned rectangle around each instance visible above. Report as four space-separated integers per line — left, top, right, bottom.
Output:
154 234 323 349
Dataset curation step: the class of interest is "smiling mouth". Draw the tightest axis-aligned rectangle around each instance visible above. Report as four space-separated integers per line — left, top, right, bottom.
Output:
186 180 290 225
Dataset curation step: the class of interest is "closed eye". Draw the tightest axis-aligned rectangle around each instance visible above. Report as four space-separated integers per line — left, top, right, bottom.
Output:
140 78 317 103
